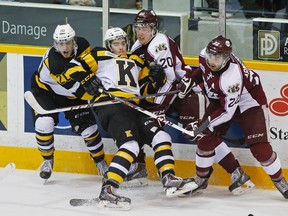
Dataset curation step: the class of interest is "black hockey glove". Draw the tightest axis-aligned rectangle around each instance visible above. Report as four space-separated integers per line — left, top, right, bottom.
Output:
148 62 166 88
81 72 103 97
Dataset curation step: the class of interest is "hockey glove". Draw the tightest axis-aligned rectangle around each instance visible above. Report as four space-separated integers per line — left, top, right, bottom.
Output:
184 120 204 141
177 76 195 99
148 62 166 88
81 72 103 97
184 117 211 141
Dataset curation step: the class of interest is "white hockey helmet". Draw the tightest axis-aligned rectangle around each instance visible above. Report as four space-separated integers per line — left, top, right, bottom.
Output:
53 24 76 43
53 24 78 56
104 27 129 51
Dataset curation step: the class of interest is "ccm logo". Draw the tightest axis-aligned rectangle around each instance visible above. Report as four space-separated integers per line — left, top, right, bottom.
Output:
247 133 264 139
179 116 195 120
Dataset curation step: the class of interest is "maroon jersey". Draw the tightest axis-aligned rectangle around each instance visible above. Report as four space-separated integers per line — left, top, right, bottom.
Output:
192 49 267 132
131 32 192 109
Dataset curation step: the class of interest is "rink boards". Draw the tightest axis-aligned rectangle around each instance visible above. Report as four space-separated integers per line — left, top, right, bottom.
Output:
0 45 287 189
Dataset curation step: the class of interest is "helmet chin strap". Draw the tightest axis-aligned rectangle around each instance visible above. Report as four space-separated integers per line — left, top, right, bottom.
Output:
69 39 78 57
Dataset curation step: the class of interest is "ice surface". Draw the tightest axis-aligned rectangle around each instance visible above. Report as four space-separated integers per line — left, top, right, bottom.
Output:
0 167 287 216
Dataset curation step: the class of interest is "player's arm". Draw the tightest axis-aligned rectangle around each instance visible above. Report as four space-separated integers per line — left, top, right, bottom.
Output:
64 53 103 98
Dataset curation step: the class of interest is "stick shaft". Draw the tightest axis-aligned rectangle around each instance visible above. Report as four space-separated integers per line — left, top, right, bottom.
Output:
24 90 179 115
101 89 208 137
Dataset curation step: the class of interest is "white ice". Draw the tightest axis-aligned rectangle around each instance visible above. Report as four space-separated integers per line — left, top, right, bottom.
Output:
0 165 287 216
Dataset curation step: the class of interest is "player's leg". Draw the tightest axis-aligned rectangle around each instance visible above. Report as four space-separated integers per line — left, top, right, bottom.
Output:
240 106 288 199
195 135 253 195
95 104 141 207
99 140 139 207
67 106 108 177
214 141 255 195
124 148 148 185
35 115 56 180
178 96 253 195
32 90 58 180
140 117 198 197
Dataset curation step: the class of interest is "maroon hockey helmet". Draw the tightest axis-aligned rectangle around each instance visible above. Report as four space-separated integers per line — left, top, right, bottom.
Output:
134 9 158 29
205 35 232 71
206 35 232 55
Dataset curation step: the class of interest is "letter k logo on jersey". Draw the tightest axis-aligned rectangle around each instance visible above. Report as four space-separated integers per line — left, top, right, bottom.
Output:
269 84 288 116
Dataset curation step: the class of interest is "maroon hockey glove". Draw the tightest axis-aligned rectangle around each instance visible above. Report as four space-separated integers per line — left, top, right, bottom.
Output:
184 118 211 141
177 76 195 99
184 120 204 141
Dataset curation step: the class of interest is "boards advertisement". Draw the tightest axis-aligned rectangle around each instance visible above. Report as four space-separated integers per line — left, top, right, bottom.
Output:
0 3 182 48
253 18 288 61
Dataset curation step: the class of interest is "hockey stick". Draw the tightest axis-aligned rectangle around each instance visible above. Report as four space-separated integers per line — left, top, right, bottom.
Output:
24 90 179 115
101 89 209 138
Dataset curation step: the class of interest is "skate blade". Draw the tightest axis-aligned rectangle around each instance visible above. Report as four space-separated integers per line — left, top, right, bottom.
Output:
231 180 255 195
0 163 16 180
70 198 100 206
165 181 198 198
43 178 49 185
98 200 131 210
121 177 148 188
178 190 204 198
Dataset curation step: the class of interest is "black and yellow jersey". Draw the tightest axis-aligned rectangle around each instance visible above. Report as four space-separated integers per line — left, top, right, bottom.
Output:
31 37 92 100
65 47 151 101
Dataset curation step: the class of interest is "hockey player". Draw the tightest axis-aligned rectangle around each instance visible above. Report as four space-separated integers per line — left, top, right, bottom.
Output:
30 24 108 180
184 35 288 199
103 27 164 184
64 44 197 209
131 9 253 195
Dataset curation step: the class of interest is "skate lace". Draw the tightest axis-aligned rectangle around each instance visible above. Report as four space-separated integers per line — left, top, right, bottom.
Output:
100 184 131 203
127 163 138 175
195 176 207 187
96 160 109 176
40 160 53 172
275 178 288 192
231 168 243 183
162 174 183 188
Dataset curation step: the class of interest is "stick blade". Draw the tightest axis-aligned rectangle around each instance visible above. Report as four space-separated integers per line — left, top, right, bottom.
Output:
24 91 47 114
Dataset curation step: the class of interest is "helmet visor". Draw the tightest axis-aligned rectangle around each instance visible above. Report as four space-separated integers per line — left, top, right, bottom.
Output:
133 23 152 33
54 40 74 58
205 49 228 71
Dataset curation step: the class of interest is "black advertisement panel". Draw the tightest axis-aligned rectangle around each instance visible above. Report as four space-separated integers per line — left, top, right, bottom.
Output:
0 3 181 48
0 5 102 47
253 18 288 61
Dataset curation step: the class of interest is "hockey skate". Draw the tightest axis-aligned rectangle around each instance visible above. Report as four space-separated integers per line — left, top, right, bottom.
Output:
96 160 109 178
179 176 209 197
161 173 198 197
273 177 288 199
122 163 148 187
229 167 255 195
99 180 131 210
39 159 54 180
179 168 213 197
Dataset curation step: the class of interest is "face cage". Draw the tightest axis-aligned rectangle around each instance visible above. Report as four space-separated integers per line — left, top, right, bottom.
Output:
53 38 78 57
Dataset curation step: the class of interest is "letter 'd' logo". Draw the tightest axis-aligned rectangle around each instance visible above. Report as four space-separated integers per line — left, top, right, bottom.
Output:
258 30 280 60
